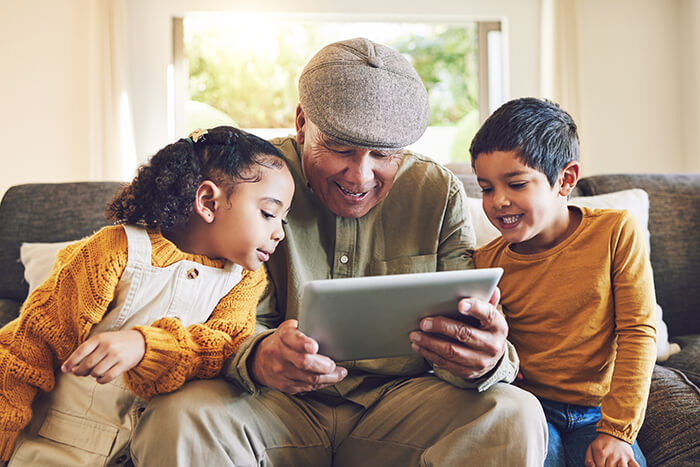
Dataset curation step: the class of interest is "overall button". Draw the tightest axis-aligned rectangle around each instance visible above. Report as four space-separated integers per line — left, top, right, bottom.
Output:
115 454 128 464
339 255 349 264
186 267 199 279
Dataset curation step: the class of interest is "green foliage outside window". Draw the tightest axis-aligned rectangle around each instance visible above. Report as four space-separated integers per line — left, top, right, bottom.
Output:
184 18 480 162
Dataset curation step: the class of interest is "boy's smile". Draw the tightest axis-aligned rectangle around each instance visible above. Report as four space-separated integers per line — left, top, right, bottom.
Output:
474 150 579 254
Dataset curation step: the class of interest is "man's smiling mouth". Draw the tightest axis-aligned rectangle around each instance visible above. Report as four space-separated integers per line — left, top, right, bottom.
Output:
336 182 369 199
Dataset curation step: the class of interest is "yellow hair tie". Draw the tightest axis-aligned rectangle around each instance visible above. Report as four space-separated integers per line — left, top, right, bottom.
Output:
188 128 208 143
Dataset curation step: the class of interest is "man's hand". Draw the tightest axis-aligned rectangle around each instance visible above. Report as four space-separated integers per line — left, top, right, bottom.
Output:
585 433 640 467
409 288 507 380
61 330 146 384
250 319 347 394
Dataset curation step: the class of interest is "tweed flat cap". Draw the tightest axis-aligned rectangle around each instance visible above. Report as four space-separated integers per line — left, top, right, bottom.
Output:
298 37 430 150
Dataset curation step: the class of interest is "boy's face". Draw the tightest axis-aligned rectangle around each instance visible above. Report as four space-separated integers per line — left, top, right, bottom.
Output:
474 150 574 253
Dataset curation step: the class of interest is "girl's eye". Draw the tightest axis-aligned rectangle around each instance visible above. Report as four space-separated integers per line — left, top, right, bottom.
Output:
510 182 527 189
480 187 493 194
281 218 288 225
261 210 274 219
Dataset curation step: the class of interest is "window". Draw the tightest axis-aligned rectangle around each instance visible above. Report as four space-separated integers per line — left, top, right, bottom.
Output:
174 14 504 164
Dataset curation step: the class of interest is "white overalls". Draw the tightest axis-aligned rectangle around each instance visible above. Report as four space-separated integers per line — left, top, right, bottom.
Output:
9 225 243 467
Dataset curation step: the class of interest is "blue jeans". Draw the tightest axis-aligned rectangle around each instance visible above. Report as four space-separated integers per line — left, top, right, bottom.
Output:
538 397 647 467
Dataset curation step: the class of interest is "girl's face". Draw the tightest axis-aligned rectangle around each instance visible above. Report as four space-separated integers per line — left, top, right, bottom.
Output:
206 162 295 270
474 150 572 254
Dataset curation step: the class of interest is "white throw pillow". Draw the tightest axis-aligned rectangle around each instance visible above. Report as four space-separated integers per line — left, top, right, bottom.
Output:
467 188 680 361
20 241 75 293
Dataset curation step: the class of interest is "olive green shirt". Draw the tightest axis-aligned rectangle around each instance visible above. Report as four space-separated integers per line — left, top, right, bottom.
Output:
225 136 518 407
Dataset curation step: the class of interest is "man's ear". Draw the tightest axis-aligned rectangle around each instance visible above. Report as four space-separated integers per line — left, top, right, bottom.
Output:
194 180 224 223
558 161 581 197
295 104 306 144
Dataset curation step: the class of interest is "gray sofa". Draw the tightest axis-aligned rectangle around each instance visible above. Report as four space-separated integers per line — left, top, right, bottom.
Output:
1 176 699 466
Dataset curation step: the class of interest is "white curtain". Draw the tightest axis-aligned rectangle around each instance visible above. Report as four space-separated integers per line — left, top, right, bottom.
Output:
87 0 136 182
540 0 581 123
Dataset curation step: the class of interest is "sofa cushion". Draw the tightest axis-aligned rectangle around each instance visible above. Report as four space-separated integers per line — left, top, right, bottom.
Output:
0 299 20 327
0 182 123 302
20 241 75 294
662 335 700 388
637 365 700 467
576 174 700 338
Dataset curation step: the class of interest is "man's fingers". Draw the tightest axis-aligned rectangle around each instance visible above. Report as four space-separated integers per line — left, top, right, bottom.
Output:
410 339 484 380
418 316 504 355
488 287 501 307
274 365 348 394
457 298 506 331
278 319 319 354
285 348 337 375
410 330 485 368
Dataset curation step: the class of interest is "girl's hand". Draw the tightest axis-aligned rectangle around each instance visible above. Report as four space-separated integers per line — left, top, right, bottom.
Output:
585 433 640 467
61 330 146 384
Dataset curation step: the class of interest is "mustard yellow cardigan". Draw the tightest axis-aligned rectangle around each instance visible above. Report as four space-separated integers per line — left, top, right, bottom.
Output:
0 225 266 460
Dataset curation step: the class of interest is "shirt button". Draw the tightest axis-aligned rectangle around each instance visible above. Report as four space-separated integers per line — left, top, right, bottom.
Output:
115 454 128 464
339 255 349 264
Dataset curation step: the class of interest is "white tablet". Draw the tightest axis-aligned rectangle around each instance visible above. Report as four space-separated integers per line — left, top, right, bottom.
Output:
297 267 503 361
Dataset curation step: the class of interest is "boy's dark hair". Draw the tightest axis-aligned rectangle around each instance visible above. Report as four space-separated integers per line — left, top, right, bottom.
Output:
107 126 287 230
469 97 579 186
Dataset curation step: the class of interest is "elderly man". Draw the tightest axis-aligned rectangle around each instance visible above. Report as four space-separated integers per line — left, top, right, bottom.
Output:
132 38 546 466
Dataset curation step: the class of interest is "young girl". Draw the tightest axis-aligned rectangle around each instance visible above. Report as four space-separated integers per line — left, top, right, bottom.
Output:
0 126 295 466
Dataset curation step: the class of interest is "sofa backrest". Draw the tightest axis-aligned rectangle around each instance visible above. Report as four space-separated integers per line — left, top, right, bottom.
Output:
0 182 124 302
449 167 700 338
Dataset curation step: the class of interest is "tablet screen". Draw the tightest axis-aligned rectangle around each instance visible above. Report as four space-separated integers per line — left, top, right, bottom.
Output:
298 268 503 361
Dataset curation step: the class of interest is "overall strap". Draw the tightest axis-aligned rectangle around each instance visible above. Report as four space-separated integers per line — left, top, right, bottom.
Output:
122 224 153 268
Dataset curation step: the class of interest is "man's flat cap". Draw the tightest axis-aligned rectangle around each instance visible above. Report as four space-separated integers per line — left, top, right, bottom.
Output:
298 37 430 150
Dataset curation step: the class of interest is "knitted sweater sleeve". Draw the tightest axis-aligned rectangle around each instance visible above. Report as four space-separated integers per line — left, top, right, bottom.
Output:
124 265 266 399
0 226 127 461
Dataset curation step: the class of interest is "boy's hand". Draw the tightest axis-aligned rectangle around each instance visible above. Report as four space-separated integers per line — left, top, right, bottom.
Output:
585 433 639 467
61 330 146 384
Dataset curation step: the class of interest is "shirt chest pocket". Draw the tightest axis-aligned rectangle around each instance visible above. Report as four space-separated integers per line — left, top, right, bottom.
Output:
368 254 437 276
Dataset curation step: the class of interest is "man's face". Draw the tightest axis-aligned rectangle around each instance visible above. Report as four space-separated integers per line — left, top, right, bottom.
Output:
297 108 403 218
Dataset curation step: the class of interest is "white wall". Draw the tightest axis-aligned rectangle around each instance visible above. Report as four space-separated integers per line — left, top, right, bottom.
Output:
680 0 700 173
0 0 91 198
576 0 688 176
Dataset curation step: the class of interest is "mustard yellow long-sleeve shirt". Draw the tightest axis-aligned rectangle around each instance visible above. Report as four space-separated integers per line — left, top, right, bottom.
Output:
0 225 265 460
474 207 656 443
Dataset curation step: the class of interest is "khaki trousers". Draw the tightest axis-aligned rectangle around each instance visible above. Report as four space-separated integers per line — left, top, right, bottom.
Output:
131 375 547 466
9 372 145 467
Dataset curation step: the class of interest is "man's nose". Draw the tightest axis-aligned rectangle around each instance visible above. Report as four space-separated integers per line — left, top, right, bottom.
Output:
345 152 374 185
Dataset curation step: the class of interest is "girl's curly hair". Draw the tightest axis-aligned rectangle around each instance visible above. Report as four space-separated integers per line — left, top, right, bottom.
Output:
106 126 287 230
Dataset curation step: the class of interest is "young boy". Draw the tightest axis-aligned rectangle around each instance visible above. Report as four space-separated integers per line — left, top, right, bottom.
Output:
470 98 656 467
